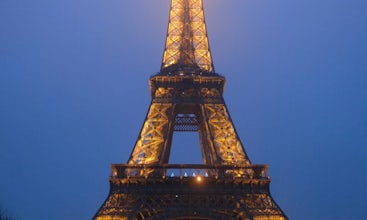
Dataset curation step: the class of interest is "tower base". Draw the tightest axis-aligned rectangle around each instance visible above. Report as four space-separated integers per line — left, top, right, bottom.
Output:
94 164 287 220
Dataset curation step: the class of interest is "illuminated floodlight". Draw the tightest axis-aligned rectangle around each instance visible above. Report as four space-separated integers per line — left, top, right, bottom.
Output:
196 176 202 182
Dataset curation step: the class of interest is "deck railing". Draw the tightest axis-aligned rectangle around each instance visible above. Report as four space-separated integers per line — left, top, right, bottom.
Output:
111 164 268 180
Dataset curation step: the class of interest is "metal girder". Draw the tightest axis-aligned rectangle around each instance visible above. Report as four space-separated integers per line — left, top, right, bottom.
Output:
94 173 287 220
127 79 251 171
174 114 199 131
95 0 288 219
162 0 214 73
128 103 174 165
202 103 251 166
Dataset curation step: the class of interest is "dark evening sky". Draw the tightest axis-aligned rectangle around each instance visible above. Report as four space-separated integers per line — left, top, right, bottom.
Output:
1 0 367 219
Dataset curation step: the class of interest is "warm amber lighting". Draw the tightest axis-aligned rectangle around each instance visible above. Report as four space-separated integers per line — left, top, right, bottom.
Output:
162 0 213 72
196 176 202 182
254 217 286 220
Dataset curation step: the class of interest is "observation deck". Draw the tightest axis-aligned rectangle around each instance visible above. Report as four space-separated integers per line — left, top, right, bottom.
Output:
110 164 270 185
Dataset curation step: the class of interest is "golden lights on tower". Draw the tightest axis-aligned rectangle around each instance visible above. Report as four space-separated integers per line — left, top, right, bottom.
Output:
94 0 288 219
162 0 214 72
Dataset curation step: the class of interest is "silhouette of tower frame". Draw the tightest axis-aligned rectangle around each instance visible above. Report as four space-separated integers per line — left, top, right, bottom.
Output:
94 0 288 219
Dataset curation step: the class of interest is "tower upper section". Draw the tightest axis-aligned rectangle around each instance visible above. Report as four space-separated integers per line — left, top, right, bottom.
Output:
161 0 214 74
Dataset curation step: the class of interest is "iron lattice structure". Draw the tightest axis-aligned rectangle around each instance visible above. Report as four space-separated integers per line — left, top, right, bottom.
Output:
162 0 213 73
94 0 288 219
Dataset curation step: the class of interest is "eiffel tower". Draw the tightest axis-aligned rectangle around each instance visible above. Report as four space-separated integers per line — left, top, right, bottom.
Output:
94 0 288 219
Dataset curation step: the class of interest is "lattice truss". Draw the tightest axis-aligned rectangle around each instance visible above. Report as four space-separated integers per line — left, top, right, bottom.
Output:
128 85 251 168
162 0 214 72
95 0 289 218
95 190 286 220
244 194 286 218
128 103 174 165
202 104 251 165
96 192 134 219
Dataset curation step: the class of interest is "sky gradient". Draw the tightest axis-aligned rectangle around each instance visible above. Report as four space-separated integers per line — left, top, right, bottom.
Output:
1 0 367 219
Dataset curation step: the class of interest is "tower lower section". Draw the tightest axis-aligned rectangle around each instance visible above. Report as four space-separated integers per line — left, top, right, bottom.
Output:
94 164 287 220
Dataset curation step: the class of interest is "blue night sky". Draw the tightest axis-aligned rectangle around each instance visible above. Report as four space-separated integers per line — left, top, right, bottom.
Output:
1 0 367 219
